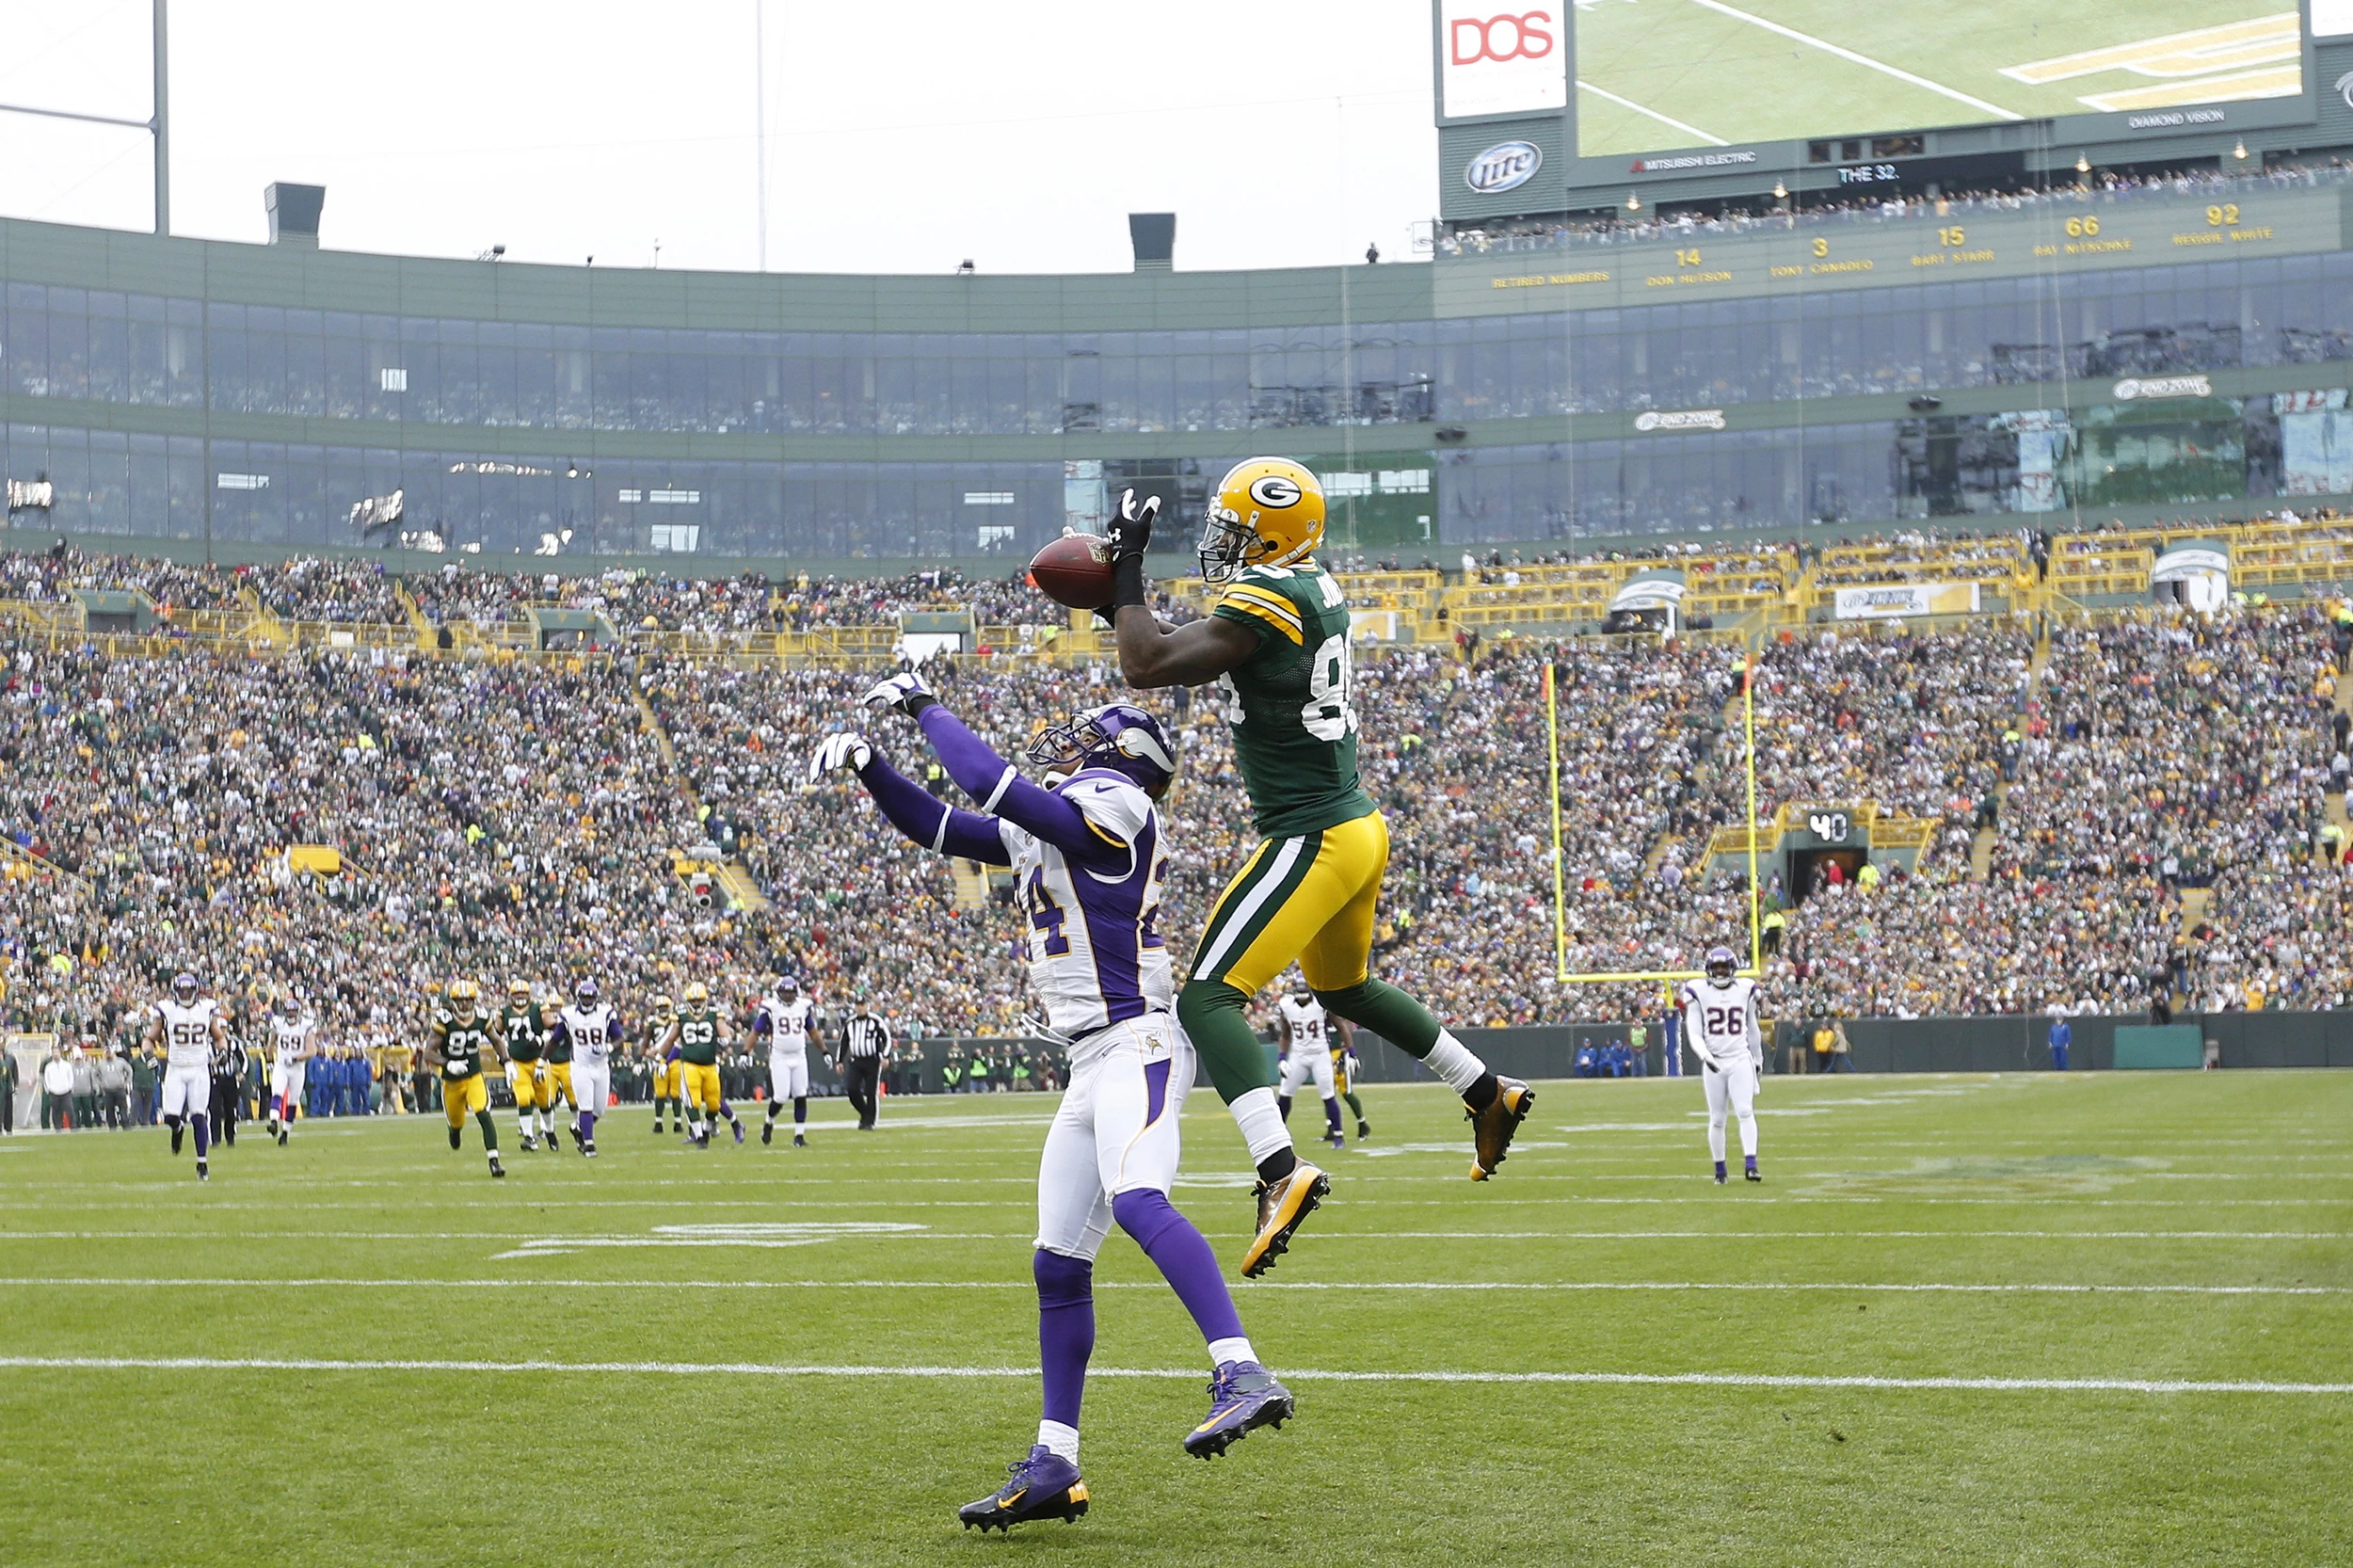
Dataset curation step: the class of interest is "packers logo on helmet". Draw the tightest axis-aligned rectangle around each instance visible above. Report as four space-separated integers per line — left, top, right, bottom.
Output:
683 981 710 1005
1199 457 1325 584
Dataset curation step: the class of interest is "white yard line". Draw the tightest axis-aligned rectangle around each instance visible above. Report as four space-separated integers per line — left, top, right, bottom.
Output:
0 1354 2340 1396
0 1277 2335 1296
1679 0 2024 120
1575 80 1728 146
8 1224 2344 1233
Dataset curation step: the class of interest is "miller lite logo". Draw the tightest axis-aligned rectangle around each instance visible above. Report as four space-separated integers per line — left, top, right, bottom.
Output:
1465 140 1543 194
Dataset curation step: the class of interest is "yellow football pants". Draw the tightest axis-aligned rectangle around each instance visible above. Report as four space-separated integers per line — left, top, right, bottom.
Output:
509 1060 549 1110
543 1062 576 1109
682 1062 723 1113
653 1060 683 1099
442 1073 489 1128
1189 809 1388 997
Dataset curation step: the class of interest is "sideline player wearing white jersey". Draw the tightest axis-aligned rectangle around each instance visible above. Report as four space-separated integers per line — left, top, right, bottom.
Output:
818 675 1291 1532
1275 987 1347 1150
265 991 317 1144
556 982 619 1158
756 977 816 1147
149 972 227 1181
1678 946 1763 1184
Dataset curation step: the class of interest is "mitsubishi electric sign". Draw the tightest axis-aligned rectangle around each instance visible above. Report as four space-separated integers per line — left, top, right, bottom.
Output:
1438 0 1567 120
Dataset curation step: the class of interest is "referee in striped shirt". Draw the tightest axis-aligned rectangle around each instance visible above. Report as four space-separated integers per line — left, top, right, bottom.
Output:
838 1007 890 1130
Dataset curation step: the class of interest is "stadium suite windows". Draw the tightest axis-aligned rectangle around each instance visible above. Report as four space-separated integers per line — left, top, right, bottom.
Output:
5 194 2353 557
12 257 2351 435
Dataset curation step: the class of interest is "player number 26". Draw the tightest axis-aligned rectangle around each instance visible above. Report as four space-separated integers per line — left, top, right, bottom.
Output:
1302 632 1360 742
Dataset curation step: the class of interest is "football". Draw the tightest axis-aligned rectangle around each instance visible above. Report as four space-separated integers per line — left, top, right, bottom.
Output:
1027 533 1116 610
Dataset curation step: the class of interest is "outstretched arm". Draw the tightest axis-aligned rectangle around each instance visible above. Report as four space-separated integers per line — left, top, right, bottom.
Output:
912 704 1123 867
1097 486 1260 688
854 681 1122 868
1112 608 1258 690
815 734 1013 867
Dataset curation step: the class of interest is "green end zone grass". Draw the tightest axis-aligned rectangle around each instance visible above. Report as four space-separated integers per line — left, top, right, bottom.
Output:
1 1071 2347 1565
1575 1 2297 159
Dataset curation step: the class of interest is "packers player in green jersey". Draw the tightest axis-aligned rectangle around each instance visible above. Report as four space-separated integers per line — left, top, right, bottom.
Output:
495 979 557 1154
1107 458 1532 1276
661 981 744 1148
424 980 507 1179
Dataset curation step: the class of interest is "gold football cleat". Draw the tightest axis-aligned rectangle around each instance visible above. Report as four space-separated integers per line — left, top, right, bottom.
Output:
1467 1077 1535 1181
1240 1161 1330 1278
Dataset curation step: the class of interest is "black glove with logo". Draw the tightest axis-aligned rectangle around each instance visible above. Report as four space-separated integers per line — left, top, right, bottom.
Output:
1106 488 1160 618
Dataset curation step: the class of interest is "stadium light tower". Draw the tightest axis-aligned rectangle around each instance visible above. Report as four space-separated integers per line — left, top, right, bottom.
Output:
0 0 171 234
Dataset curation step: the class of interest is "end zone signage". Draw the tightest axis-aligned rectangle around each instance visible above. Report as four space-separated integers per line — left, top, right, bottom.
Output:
1439 0 1567 119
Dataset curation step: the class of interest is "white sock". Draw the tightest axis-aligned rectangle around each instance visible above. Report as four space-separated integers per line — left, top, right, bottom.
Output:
1737 1114 1758 1158
1207 1336 1256 1368
1228 1087 1293 1166
1707 1117 1727 1162
1036 1419 1080 1464
1421 1029 1486 1096
518 1115 531 1139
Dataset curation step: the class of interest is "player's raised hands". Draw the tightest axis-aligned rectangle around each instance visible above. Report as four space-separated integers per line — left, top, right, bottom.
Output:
859 670 934 716
808 731 873 781
1106 488 1160 561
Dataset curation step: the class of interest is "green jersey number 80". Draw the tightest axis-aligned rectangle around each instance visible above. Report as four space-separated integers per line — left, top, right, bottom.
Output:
1302 632 1359 742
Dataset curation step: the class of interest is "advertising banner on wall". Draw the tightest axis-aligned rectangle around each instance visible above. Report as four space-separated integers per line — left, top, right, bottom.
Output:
1833 583 1980 619
1437 0 1569 120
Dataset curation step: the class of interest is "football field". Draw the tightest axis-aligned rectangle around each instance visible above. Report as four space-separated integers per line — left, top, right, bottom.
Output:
1 1071 2348 1566
1575 1 2303 158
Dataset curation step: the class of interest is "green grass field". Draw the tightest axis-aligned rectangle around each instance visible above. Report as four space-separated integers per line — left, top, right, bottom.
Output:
1575 0 2301 158
2 1070 2348 1566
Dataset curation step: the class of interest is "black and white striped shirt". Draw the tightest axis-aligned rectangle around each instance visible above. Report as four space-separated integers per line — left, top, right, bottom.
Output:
841 1013 891 1060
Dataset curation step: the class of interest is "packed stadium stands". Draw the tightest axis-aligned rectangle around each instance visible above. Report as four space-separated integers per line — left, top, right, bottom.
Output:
0 504 2344 1069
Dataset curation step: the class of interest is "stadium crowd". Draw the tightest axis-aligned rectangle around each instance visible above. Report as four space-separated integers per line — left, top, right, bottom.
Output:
0 551 2343 1085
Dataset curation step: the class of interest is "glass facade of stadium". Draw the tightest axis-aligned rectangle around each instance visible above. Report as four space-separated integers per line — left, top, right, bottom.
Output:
4 186 2352 566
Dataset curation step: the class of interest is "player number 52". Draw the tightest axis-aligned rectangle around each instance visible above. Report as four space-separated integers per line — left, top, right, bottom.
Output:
1302 632 1360 742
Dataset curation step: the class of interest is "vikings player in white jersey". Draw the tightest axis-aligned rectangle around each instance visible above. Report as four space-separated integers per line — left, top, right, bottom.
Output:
147 972 227 1181
1678 946 1764 1184
265 991 318 1144
756 976 816 1147
1274 986 1346 1150
815 673 1291 1534
555 982 619 1158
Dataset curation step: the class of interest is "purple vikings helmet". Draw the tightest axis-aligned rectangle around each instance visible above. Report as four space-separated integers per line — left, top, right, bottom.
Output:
1705 946 1738 984
1026 702 1178 796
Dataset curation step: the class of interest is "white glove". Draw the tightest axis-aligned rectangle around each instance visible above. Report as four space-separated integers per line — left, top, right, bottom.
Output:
808 732 872 782
859 671 932 716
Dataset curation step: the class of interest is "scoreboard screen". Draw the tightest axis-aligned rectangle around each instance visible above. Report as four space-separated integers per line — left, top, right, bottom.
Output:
1568 2 2308 161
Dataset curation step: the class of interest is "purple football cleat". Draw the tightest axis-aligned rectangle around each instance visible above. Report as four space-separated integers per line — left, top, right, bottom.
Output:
1183 1361 1294 1459
958 1446 1088 1531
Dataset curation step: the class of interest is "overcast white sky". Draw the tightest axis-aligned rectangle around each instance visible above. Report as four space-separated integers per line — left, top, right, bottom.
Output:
0 0 1440 275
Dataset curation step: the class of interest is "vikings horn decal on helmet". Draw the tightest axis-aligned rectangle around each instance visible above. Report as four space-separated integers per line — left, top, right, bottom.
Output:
1705 946 1738 984
1025 701 1179 793
1199 456 1326 584
172 971 200 1003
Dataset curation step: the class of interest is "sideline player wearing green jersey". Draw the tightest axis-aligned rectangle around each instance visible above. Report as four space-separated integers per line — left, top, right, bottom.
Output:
425 979 506 1179
496 979 557 1154
1108 459 1532 1276
662 982 743 1148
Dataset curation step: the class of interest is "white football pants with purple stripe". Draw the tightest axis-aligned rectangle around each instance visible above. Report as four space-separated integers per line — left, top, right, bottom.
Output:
1034 1013 1192 1262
